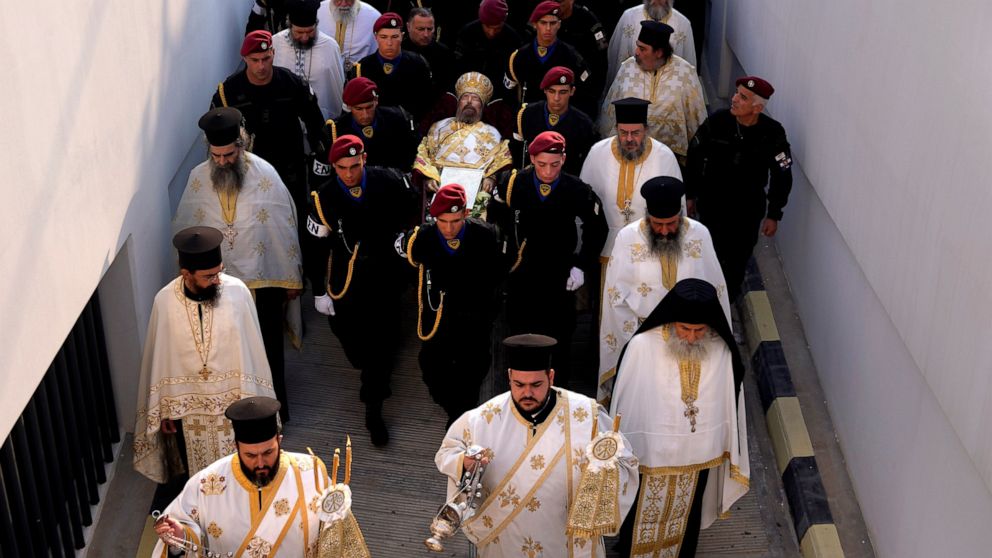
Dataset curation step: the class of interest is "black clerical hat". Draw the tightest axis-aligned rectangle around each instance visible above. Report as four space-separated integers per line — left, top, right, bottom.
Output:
503 334 557 372
226 397 281 443
638 20 674 50
173 226 223 272
287 0 320 26
198 107 243 146
641 176 684 218
612 97 650 125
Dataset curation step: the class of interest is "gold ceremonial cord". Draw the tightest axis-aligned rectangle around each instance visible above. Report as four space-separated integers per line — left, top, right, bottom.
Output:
416 264 444 341
310 191 360 300
354 62 363 77
509 239 527 273
405 226 420 268
517 103 527 137
505 169 518 207
327 119 338 142
508 50 519 84
217 83 228 107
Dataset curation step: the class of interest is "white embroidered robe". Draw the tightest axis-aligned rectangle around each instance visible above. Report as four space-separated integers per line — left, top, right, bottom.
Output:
606 7 696 83
318 1 380 72
436 389 639 558
133 275 275 483
273 30 346 120
414 118 513 181
152 451 329 557
597 218 728 405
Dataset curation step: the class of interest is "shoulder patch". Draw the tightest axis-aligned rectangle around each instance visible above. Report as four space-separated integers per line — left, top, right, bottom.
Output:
774 152 792 169
307 214 330 238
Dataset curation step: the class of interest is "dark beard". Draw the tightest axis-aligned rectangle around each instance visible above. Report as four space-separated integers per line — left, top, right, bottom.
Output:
209 156 245 194
621 140 646 161
291 36 315 49
456 105 481 124
240 451 281 487
647 219 683 259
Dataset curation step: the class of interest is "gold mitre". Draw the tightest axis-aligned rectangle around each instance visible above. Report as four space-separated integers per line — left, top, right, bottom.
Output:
455 72 493 104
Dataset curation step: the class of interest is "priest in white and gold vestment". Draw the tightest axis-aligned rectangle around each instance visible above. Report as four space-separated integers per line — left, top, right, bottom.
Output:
436 334 639 558
414 72 512 212
134 227 275 509
606 0 696 83
599 21 705 162
610 279 748 558
153 397 347 558
598 177 727 407
174 107 303 422
318 0 380 72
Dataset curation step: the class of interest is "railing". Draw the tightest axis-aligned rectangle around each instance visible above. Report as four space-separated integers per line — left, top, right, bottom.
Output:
0 292 119 557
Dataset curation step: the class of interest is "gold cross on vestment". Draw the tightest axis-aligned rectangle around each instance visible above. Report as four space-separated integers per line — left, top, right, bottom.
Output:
684 402 699 432
620 199 634 224
186 417 208 436
223 224 238 250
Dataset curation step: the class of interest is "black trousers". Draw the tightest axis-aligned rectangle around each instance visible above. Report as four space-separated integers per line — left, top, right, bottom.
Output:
254 288 289 421
505 280 576 388
149 420 189 514
616 468 710 557
700 200 765 302
419 319 493 423
328 286 403 404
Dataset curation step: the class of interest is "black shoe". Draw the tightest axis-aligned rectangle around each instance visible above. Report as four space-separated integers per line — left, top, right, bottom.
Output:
366 409 389 446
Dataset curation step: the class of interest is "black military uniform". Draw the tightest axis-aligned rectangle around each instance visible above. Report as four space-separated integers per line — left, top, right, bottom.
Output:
454 20 524 92
352 50 434 122
487 167 607 388
503 40 595 118
516 101 598 173
246 0 290 34
402 35 457 104
306 165 418 444
329 106 420 171
211 66 331 212
686 108 793 300
405 218 506 424
557 3 609 105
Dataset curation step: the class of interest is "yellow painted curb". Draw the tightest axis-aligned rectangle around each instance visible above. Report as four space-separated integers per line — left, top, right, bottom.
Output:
766 397 815 475
743 290 781 357
801 523 845 557
136 515 158 558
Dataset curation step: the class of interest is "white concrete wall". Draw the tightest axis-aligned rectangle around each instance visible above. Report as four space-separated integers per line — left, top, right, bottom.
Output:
713 0 992 555
0 1 253 440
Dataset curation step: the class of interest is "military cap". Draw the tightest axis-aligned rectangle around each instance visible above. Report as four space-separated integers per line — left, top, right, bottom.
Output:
528 130 566 156
225 396 281 443
540 66 574 90
241 30 273 56
173 226 223 272
198 107 242 146
373 12 403 33
637 20 673 50
287 0 320 26
736 76 775 99
429 184 467 217
479 0 509 25
641 176 685 218
612 97 650 125
329 134 365 163
529 1 561 23
503 334 557 372
343 77 379 106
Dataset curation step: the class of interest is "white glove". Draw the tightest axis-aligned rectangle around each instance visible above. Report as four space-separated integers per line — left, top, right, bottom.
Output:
565 267 585 291
314 294 335 316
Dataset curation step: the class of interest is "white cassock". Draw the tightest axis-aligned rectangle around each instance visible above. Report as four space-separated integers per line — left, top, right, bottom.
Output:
598 218 728 406
610 327 749 557
436 389 640 558
599 56 706 158
606 6 696 83
152 451 329 557
273 29 346 120
318 0 380 72
173 152 304 347
133 275 275 483
580 136 682 258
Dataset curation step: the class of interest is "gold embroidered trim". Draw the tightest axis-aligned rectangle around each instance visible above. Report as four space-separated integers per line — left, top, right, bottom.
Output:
174 278 214 379
631 471 697 555
217 83 228 107
610 137 654 219
328 119 338 142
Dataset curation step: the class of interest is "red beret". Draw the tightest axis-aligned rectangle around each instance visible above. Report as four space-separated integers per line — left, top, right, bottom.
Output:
529 1 561 23
528 131 566 156
374 12 403 33
736 76 775 99
343 77 378 106
540 66 574 90
240 30 273 56
329 135 365 163
479 0 508 25
429 184 468 217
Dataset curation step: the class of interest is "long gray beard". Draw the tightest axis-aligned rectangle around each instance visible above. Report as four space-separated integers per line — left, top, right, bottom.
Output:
337 4 358 24
647 220 683 259
644 1 672 20
621 141 646 161
209 157 245 194
666 332 710 362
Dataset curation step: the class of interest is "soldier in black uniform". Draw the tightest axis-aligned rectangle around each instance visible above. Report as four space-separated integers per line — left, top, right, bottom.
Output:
454 0 524 93
211 30 331 217
246 0 290 34
487 131 607 388
327 76 419 171
502 2 595 119
402 184 506 426
403 7 456 110
515 66 598 173
686 76 793 301
306 135 418 446
351 12 434 122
